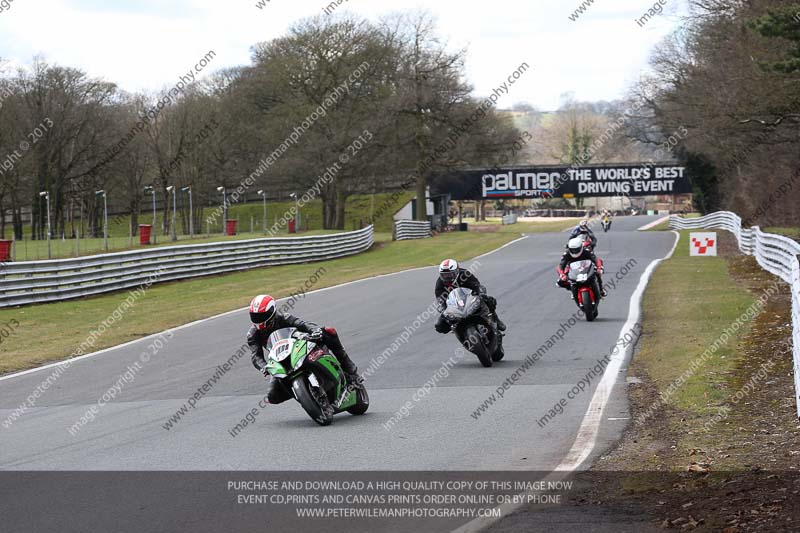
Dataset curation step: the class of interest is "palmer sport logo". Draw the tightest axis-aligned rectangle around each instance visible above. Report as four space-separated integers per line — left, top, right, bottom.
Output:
482 171 556 198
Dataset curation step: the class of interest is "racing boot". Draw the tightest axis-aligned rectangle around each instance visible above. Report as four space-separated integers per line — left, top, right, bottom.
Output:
494 313 507 332
336 350 363 390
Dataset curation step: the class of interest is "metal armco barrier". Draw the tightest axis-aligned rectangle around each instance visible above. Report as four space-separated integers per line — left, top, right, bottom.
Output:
671 212 800 417
0 226 374 308
394 220 432 241
524 209 587 218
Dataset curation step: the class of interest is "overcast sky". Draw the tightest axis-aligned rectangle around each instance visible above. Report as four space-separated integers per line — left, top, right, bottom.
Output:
0 0 687 111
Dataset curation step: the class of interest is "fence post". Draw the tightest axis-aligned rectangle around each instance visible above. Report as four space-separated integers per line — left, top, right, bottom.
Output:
793 256 800 419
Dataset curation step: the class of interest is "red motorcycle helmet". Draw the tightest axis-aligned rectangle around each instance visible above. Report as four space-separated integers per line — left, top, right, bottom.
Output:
249 295 277 330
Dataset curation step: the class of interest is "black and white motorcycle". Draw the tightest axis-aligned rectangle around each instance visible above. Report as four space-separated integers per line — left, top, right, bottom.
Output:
442 288 505 367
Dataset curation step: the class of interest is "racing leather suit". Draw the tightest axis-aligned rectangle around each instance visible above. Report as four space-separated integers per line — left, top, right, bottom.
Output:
434 268 504 333
568 226 598 249
557 248 606 297
248 313 358 404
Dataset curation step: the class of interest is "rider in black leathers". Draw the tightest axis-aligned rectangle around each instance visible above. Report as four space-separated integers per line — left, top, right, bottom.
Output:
568 219 598 249
247 300 360 405
434 260 506 334
557 239 607 298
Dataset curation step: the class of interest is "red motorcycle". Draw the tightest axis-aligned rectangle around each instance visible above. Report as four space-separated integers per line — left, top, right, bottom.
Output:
566 260 601 321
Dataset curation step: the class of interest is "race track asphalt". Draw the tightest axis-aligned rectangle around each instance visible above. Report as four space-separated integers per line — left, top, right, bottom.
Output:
0 215 675 532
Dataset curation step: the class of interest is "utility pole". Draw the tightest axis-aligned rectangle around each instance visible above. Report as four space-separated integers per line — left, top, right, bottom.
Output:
258 190 267 234
39 191 51 259
166 186 177 242
290 192 299 232
95 190 108 251
145 186 157 244
182 186 193 238
217 186 227 234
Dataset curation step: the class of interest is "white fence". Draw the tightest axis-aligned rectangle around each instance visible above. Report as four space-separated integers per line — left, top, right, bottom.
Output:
0 226 374 308
671 212 800 417
394 220 432 241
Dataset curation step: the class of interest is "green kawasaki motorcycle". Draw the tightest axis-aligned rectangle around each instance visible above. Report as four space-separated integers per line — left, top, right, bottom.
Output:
265 328 369 426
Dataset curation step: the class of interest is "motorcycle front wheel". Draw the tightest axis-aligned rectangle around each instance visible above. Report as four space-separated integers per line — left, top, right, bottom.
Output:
578 290 598 322
292 376 334 426
491 343 505 362
463 325 493 367
491 331 505 362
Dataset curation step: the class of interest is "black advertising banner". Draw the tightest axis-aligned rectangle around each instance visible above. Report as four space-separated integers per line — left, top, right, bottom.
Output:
431 164 691 200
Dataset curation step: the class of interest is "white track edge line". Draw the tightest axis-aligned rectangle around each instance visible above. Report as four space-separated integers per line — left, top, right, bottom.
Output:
0 235 530 383
637 215 670 231
453 230 680 533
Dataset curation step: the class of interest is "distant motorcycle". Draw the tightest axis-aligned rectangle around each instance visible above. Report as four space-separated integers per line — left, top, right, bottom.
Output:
601 218 611 232
566 260 601 321
442 288 505 367
264 328 369 426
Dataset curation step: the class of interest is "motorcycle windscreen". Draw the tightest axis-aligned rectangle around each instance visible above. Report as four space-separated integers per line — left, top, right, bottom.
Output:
266 327 297 361
568 260 595 282
445 288 480 319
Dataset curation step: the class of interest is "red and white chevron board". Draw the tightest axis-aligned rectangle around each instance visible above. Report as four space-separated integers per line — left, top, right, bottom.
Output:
690 232 717 256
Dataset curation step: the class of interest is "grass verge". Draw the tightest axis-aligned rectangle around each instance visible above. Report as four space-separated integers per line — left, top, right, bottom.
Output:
496 229 799 531
0 230 523 374
765 226 800 241
582 230 799 530
628 231 755 415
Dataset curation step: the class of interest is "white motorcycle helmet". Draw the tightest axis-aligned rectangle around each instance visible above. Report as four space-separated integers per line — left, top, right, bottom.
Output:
439 259 459 283
567 237 585 258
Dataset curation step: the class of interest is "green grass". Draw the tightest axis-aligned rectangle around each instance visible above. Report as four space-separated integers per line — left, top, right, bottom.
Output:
632 231 755 413
765 227 800 240
6 192 414 261
7 229 341 261
0 230 521 373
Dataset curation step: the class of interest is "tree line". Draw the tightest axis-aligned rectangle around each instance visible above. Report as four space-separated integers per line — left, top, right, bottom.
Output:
631 0 800 226
0 12 521 240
